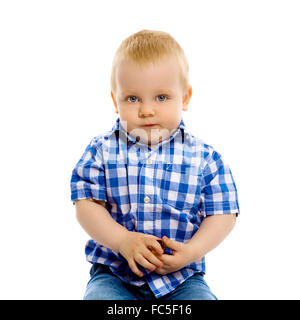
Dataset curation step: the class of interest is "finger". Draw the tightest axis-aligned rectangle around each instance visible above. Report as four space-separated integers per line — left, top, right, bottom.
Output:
143 250 164 268
145 234 162 241
135 253 157 272
145 234 167 247
155 266 167 275
162 236 182 251
158 253 174 265
128 259 143 277
148 240 164 256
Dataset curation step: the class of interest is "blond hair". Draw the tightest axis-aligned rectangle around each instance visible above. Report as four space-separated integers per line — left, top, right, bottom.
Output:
110 29 190 93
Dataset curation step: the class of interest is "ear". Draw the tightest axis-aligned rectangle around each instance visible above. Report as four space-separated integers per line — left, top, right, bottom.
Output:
111 90 119 114
182 86 192 111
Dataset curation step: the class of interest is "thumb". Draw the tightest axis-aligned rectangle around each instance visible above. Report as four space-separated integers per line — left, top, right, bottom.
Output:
162 236 182 251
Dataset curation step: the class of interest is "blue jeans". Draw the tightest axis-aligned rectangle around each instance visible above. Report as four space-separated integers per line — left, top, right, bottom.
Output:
83 263 218 300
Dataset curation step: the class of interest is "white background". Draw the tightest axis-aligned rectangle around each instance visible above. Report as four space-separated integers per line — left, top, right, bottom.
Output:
0 0 299 299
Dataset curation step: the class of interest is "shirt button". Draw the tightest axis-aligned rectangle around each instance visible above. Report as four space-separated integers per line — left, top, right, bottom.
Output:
144 196 151 203
146 158 152 165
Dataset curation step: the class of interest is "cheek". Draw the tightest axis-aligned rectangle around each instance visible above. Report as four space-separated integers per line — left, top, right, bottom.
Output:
160 102 181 118
117 103 133 117
117 105 139 126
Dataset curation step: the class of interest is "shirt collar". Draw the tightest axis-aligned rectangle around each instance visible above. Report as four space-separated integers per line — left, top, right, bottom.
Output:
111 117 192 148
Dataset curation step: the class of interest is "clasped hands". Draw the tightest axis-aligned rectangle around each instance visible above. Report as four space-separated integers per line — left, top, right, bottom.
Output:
118 231 194 277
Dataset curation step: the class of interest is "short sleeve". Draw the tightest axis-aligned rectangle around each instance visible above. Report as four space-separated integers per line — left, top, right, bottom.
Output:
199 148 240 217
70 138 107 205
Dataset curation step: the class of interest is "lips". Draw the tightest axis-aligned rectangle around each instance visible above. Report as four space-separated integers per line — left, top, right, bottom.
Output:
144 124 156 127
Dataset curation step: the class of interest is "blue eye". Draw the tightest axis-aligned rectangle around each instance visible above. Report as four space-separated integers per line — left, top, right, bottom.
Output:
128 96 138 103
157 95 167 102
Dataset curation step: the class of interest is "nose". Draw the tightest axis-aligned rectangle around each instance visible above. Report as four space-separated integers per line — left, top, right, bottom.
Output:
138 103 155 118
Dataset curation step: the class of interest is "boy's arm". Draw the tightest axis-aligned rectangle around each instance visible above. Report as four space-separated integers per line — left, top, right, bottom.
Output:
75 199 128 253
75 199 164 276
155 213 236 275
185 213 236 262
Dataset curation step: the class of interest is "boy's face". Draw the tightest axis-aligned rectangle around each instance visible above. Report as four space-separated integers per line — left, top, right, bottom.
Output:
111 56 192 147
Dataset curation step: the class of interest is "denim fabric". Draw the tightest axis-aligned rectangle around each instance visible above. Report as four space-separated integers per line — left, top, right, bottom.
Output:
83 263 217 300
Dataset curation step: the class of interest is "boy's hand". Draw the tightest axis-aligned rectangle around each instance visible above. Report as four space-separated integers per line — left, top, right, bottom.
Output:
154 236 194 275
118 231 164 277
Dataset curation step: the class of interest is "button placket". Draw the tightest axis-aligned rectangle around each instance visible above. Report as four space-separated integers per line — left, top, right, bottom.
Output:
144 195 151 203
142 153 155 208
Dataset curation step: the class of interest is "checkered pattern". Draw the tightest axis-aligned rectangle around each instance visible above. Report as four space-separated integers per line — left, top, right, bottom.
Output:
70 117 240 298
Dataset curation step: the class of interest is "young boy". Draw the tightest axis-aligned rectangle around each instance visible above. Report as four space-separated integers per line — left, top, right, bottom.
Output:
70 30 240 300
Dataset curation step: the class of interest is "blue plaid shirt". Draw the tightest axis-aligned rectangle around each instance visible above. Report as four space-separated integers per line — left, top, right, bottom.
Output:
70 117 240 298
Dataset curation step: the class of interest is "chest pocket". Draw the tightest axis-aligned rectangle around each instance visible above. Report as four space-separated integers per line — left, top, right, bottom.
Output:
159 162 202 210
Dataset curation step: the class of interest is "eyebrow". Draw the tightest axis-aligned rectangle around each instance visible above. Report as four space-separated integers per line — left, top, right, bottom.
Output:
121 89 173 96
120 90 136 96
